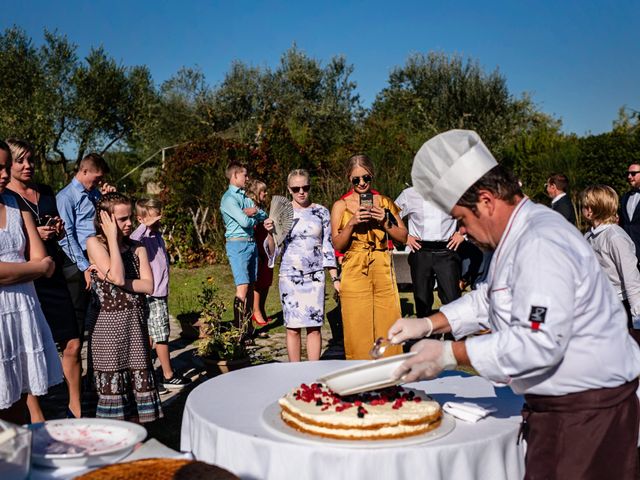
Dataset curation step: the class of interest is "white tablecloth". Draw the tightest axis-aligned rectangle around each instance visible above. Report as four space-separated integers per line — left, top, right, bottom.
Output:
181 361 525 480
30 439 192 480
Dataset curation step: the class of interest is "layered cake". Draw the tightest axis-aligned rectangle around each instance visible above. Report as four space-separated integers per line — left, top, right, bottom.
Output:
279 383 441 440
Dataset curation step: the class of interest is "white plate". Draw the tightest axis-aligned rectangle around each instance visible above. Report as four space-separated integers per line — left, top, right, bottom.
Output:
317 352 417 395
261 401 455 449
31 418 147 468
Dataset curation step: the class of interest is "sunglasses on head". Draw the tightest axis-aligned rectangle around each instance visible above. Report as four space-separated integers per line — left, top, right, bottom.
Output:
351 175 372 186
290 185 310 193
627 171 640 177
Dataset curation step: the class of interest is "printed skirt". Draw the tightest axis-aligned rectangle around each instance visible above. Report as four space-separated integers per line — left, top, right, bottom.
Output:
279 270 326 329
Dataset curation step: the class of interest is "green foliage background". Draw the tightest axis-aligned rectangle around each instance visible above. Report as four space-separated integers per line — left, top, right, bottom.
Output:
1 27 638 264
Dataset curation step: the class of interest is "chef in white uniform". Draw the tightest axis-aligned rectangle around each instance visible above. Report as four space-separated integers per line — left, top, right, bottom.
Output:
388 130 640 480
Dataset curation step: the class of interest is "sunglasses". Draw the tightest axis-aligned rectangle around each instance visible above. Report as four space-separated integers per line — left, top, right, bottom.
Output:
627 171 640 177
290 185 311 193
351 175 373 186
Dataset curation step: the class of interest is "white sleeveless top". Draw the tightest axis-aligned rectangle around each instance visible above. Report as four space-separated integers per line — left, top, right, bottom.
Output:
0 193 63 408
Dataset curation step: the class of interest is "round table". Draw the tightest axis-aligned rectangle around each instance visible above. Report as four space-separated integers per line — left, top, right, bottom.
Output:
181 361 525 480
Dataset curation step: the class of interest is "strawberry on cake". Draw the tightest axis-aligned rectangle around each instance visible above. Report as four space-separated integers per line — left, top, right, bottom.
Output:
279 383 442 440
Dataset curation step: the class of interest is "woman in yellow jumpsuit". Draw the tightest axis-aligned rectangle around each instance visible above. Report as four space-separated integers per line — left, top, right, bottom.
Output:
331 155 408 359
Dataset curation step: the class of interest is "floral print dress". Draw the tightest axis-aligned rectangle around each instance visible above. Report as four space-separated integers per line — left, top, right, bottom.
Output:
85 246 163 423
269 204 336 329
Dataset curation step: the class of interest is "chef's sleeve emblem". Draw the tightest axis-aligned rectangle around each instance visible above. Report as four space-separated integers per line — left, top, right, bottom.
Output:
529 306 547 331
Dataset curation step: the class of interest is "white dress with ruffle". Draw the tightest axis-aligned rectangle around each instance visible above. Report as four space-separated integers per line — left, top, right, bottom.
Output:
0 193 63 409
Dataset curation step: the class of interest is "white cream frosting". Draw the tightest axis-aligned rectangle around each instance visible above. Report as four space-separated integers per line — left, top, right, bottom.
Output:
281 410 440 439
279 384 441 431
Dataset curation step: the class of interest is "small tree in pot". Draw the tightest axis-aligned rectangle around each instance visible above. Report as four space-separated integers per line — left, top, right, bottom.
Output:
196 281 251 373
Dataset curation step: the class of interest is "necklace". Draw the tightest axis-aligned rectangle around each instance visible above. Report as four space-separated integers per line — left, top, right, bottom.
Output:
15 186 40 223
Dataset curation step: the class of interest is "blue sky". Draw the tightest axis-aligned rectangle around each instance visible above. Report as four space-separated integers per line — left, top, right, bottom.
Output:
3 0 638 136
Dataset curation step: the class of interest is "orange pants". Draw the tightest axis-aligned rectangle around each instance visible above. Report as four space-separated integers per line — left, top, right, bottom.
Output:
340 249 402 359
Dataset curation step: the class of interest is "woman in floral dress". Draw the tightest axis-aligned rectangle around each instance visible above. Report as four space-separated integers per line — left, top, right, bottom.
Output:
265 169 339 361
85 192 162 423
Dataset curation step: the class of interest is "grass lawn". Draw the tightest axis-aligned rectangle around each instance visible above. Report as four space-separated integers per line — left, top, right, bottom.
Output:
169 261 438 332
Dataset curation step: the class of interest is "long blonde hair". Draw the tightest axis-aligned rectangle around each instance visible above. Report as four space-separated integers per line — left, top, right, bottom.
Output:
246 179 267 208
345 154 374 180
287 169 310 187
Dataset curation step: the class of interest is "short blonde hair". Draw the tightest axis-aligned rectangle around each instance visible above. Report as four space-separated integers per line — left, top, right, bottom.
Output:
6 138 34 164
136 197 163 217
225 161 246 180
580 185 618 224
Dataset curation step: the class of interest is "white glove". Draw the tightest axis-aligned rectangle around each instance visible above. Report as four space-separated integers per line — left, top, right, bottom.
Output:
387 317 434 345
392 339 457 382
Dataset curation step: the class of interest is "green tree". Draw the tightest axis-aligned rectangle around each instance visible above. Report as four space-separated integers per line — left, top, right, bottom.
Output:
0 26 158 182
359 52 550 198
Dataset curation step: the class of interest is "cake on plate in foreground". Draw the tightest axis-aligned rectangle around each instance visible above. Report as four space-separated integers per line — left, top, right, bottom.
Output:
279 383 441 440
75 458 239 480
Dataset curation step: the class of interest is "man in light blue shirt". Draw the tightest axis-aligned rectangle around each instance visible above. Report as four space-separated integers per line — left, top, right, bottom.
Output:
57 153 113 339
220 161 267 330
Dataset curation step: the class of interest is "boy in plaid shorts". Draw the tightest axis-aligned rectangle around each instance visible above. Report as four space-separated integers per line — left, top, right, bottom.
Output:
131 198 191 392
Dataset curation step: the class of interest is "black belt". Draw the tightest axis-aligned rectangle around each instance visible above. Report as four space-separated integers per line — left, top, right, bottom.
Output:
418 241 449 250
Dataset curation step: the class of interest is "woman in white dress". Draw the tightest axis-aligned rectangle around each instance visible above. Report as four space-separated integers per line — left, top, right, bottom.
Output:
0 141 63 423
264 169 339 361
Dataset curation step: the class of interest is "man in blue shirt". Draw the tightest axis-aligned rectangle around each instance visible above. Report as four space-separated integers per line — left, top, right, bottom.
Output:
57 153 113 340
220 161 267 330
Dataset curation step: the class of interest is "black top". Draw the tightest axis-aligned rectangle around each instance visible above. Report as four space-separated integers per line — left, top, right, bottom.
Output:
6 183 78 342
551 194 576 226
620 190 640 264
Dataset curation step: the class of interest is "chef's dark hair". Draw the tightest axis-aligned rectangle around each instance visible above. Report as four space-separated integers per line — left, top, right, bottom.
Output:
457 165 523 213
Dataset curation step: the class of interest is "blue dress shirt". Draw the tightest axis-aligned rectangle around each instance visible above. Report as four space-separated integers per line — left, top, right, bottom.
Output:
220 185 267 239
56 178 101 271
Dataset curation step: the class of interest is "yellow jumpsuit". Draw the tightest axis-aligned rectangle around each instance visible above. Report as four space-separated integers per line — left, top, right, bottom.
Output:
338 195 402 359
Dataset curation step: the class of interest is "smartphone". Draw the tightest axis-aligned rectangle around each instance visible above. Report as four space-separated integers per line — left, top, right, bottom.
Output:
45 216 57 227
359 192 373 209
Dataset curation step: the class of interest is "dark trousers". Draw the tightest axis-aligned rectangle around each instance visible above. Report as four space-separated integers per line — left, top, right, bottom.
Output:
62 255 90 344
408 246 461 317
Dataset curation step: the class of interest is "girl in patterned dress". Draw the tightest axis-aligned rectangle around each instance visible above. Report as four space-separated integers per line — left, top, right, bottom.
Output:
264 169 339 361
85 193 163 423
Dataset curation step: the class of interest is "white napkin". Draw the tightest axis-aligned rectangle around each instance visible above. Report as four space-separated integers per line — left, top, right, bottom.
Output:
442 402 496 423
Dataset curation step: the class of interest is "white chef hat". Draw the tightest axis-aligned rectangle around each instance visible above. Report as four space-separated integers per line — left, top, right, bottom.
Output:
411 129 498 213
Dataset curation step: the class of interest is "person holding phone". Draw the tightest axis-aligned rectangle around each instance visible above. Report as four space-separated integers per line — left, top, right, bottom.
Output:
6 139 82 421
330 155 408 359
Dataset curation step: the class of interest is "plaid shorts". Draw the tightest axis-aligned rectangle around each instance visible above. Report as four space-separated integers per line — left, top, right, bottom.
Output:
146 296 170 343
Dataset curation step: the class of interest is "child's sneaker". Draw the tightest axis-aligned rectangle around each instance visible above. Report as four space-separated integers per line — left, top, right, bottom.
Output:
157 382 169 395
163 374 192 390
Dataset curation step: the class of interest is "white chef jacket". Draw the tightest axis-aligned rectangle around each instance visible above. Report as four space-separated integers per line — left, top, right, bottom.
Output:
396 187 456 241
440 198 640 396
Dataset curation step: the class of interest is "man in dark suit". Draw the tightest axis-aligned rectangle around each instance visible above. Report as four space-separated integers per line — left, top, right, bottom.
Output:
620 163 640 266
546 173 576 225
